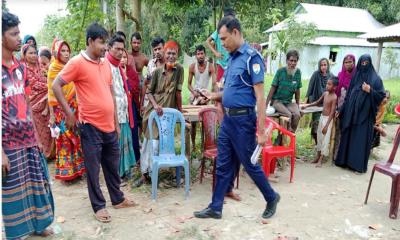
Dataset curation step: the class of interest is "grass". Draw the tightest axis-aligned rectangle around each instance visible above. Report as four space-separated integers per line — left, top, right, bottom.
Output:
181 68 399 123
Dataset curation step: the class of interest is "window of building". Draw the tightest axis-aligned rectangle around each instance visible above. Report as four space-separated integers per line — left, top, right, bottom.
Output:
329 47 339 64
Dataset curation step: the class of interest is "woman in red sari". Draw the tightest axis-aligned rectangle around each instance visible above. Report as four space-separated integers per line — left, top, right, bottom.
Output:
21 44 55 159
48 40 85 182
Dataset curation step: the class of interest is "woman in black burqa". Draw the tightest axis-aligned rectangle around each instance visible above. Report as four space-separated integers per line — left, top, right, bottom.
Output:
335 54 385 173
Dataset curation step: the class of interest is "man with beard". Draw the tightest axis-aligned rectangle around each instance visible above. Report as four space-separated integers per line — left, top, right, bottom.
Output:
52 23 137 223
266 50 302 132
138 40 184 189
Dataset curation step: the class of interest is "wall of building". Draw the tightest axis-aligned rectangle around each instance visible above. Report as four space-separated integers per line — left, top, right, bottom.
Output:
268 44 400 80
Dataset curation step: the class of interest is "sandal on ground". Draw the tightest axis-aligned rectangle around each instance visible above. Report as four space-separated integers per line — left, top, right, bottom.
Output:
94 209 112 223
113 198 138 209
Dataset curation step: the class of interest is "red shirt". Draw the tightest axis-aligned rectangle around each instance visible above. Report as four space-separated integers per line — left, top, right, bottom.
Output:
2 56 37 150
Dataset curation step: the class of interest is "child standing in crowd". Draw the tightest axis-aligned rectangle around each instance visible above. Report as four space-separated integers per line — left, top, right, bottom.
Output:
371 90 390 149
302 77 338 167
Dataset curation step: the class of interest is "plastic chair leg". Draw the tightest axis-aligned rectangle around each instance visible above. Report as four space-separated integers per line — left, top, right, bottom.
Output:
270 157 276 175
176 167 181 188
389 177 399 219
184 161 190 199
364 168 376 204
262 151 270 178
151 164 159 200
290 154 295 183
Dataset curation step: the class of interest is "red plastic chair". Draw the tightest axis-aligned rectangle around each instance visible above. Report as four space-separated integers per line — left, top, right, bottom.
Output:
261 117 296 183
198 107 239 190
364 125 400 219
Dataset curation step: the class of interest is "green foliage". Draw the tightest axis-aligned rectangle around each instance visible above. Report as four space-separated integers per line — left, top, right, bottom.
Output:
344 0 400 25
383 47 400 76
36 0 106 53
271 14 317 65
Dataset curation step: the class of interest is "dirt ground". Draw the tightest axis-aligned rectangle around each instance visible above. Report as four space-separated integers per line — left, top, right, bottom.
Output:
29 124 400 240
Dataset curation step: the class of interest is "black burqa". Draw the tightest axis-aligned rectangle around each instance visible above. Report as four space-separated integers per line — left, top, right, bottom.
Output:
335 54 385 173
306 58 333 142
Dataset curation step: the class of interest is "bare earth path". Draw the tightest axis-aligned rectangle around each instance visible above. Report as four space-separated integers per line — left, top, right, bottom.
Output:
29 125 400 240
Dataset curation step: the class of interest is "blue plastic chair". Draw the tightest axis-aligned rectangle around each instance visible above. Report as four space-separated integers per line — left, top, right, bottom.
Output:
148 108 190 200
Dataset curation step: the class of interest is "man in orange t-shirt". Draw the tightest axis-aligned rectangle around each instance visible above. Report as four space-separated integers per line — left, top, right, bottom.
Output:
52 23 137 223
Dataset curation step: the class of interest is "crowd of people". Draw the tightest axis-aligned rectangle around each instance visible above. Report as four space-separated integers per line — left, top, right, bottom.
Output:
2 7 389 239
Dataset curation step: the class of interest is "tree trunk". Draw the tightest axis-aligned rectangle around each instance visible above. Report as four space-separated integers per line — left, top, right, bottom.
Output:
101 0 109 30
129 0 141 31
116 0 126 33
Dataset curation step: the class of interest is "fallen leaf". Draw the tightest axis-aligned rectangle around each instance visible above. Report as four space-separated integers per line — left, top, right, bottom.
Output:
261 219 270 224
56 216 65 223
174 202 181 206
176 216 193 223
369 224 382 230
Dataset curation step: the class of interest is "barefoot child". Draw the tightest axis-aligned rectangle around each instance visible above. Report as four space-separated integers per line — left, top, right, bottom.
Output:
302 77 338 167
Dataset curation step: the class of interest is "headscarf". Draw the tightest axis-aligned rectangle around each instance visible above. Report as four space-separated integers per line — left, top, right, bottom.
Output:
164 40 179 70
23 34 37 47
20 43 37 63
21 43 48 112
306 58 333 103
47 39 75 107
164 40 179 52
336 54 356 97
52 40 71 63
106 52 135 128
340 54 385 130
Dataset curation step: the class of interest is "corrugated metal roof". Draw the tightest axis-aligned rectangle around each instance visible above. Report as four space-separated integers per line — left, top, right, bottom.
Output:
309 37 378 47
265 3 384 34
309 36 400 47
358 22 400 40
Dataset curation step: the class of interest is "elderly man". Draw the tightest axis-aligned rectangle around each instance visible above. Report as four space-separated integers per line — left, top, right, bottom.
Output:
135 40 184 188
266 50 302 132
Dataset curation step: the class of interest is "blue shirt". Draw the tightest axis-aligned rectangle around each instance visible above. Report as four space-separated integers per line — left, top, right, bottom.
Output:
222 43 265 108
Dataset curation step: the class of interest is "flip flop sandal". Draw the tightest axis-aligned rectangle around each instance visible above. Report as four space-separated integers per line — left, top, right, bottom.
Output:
95 209 112 223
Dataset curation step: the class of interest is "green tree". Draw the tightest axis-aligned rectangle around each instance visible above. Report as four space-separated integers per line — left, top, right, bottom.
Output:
271 15 317 65
36 0 106 53
383 47 400 76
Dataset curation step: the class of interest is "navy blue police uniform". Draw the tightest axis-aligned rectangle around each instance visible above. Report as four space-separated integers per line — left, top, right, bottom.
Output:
208 43 277 212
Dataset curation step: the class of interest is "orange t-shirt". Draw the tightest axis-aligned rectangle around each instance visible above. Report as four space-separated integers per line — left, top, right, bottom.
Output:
59 52 115 133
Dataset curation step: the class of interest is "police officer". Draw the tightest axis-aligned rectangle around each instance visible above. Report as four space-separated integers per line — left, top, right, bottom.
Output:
194 17 280 219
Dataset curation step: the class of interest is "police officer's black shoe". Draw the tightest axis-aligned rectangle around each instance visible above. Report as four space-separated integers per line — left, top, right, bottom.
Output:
262 193 280 219
193 207 222 219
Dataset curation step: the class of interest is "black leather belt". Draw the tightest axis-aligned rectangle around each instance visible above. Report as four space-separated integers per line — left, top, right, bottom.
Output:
224 107 255 116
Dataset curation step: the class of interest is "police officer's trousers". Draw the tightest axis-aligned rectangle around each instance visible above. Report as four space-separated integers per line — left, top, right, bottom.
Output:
209 112 277 212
